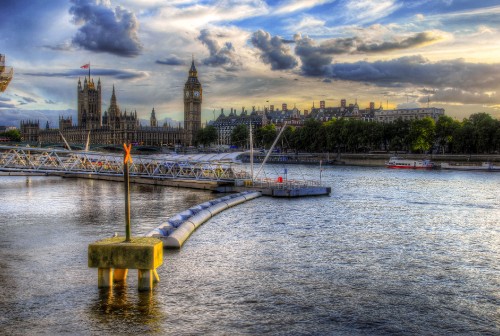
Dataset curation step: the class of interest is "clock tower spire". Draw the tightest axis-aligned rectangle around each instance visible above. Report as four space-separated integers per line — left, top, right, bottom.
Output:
183 57 202 147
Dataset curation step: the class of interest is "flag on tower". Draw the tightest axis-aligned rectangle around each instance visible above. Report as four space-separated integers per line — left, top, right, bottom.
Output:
80 64 90 69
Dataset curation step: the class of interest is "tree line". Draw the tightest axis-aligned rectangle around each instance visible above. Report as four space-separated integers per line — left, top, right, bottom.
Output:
196 113 500 154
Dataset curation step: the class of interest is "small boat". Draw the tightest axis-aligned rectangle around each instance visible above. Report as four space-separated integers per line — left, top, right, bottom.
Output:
385 156 434 169
440 162 500 171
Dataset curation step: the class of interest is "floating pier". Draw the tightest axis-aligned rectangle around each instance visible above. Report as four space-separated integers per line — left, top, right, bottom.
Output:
146 191 262 248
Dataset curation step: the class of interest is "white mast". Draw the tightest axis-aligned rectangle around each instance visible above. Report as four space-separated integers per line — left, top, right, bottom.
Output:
249 122 254 181
254 122 286 180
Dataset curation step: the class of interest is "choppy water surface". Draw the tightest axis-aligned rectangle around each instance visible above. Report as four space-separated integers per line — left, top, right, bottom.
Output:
0 166 498 335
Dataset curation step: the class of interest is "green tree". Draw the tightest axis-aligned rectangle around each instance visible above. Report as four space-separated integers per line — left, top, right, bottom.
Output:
298 118 324 152
281 125 296 153
469 113 498 153
1 129 21 142
195 125 218 147
255 124 277 149
452 119 475 154
408 117 435 153
391 119 411 152
230 124 248 148
435 115 459 154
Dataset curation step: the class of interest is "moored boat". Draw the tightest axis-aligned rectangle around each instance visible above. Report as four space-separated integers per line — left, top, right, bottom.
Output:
385 156 434 169
440 162 500 171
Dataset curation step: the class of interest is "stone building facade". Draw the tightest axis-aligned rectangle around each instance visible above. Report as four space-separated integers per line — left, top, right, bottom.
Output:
20 62 202 147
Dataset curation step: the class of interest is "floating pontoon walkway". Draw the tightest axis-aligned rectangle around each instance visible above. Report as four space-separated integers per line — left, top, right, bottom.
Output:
146 191 262 248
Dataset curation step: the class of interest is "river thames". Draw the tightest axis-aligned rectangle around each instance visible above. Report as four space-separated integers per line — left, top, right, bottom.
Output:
0 165 498 335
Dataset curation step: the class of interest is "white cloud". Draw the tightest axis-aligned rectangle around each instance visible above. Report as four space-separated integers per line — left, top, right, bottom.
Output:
294 16 326 32
342 0 400 24
143 0 269 33
274 0 334 15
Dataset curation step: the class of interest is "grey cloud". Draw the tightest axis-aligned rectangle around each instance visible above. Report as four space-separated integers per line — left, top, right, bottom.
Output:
0 109 76 127
45 99 57 104
320 37 359 54
15 95 37 104
357 32 442 53
419 88 500 105
328 56 500 91
69 0 142 57
42 41 74 51
0 102 16 109
23 68 147 80
251 30 298 70
156 56 186 66
198 29 241 70
294 35 334 76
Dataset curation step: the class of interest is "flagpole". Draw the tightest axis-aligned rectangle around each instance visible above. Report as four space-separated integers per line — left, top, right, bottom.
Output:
88 62 90 81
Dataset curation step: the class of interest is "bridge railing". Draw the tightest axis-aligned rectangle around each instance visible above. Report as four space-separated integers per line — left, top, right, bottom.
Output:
0 145 251 181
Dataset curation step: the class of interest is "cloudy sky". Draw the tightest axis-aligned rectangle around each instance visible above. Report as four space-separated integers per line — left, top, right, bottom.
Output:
1 0 500 127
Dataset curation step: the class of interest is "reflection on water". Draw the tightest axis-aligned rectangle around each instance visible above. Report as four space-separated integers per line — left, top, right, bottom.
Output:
90 286 163 334
0 168 499 335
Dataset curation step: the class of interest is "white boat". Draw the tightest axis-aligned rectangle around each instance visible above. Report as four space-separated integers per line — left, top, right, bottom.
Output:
440 162 500 171
385 157 434 169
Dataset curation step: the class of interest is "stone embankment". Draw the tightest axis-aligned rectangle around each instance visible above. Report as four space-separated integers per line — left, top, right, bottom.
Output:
245 153 500 167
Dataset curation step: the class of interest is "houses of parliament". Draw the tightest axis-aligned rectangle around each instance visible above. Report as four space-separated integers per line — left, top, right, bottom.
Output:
20 60 202 148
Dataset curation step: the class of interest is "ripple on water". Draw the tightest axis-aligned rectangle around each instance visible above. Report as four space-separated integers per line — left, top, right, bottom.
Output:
1 168 499 335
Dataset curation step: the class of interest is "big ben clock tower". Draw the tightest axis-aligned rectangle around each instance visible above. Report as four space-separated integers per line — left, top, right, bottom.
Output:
183 58 202 147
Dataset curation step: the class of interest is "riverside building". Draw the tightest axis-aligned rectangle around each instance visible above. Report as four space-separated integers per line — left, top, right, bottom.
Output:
374 107 445 123
20 60 202 147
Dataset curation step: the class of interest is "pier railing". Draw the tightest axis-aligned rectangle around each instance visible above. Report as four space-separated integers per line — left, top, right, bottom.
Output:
238 177 324 190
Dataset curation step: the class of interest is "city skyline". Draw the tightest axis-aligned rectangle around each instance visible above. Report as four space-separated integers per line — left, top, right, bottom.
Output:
1 0 500 128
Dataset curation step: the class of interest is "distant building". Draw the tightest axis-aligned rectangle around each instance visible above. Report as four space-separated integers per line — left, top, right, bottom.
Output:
183 59 202 146
0 54 13 93
374 107 445 123
309 99 375 122
212 107 263 145
19 61 204 147
78 77 102 130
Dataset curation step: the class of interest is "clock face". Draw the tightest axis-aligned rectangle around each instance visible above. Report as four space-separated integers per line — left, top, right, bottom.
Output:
185 91 190 98
194 90 200 98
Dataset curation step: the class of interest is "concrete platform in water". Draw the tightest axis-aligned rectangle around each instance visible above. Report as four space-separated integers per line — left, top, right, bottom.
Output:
229 185 331 197
222 179 331 197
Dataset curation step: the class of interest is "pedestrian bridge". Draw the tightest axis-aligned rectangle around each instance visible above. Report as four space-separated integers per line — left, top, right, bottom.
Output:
0 145 250 183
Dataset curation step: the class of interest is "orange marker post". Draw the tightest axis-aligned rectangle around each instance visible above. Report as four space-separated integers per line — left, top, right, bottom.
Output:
123 143 133 242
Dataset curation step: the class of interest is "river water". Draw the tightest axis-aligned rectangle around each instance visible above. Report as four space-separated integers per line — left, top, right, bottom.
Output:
0 165 498 335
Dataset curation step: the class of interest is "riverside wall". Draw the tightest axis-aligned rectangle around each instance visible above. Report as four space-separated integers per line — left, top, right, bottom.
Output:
247 153 500 167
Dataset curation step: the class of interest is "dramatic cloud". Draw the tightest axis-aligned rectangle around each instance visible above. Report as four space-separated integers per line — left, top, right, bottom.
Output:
42 41 74 52
357 32 443 53
23 69 147 80
328 56 500 91
69 0 142 57
156 56 186 66
16 95 37 104
251 30 298 70
294 34 334 76
419 88 500 105
291 31 443 76
0 109 76 127
0 102 16 109
198 29 241 71
319 37 359 54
